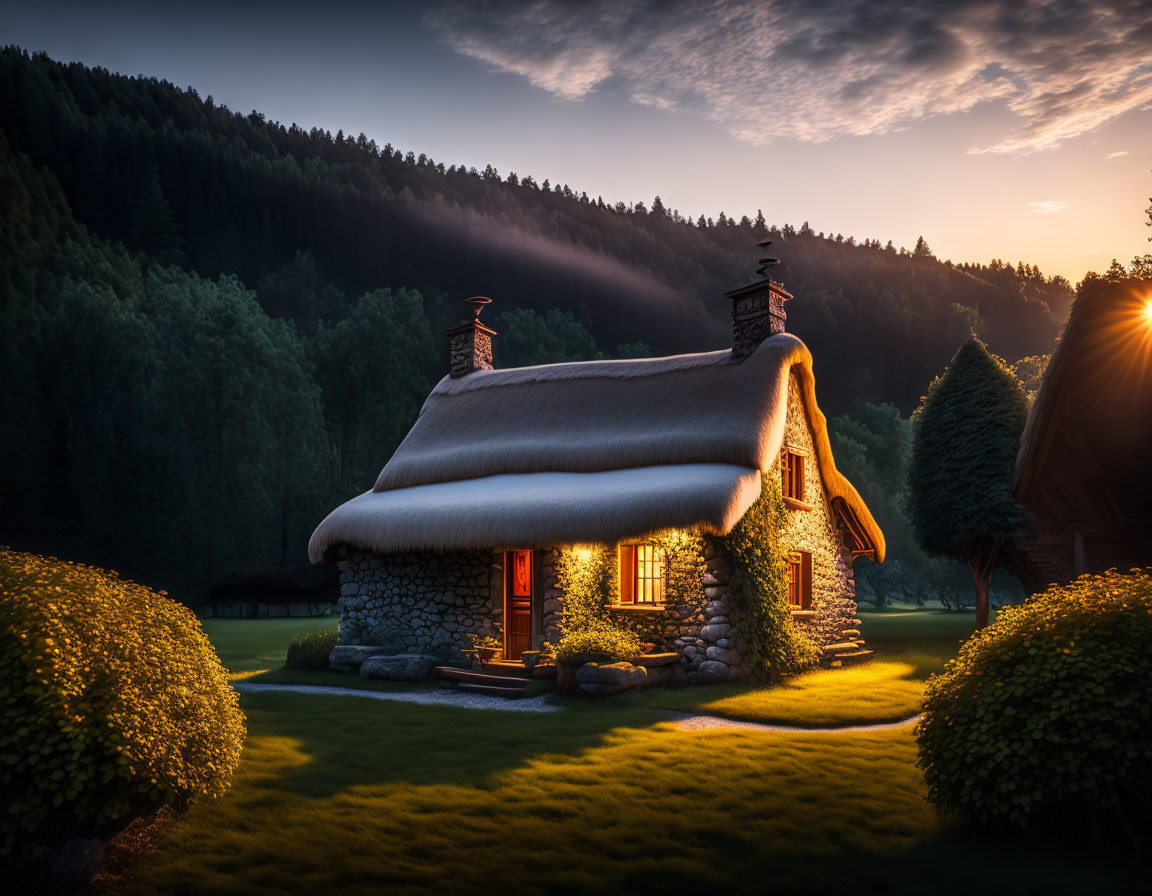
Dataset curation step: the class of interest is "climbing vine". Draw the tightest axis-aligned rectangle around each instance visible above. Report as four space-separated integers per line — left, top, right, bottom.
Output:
553 545 639 660
721 478 820 680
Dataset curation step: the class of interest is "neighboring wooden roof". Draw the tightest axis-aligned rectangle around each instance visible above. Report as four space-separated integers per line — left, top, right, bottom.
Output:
1013 278 1152 587
309 334 885 561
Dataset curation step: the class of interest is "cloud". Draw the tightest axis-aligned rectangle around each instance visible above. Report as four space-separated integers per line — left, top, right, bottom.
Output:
1028 201 1071 214
426 0 1152 154
1105 150 1130 159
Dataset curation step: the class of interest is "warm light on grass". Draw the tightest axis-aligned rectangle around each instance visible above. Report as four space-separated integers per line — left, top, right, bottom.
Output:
647 658 933 727
109 692 1141 895
640 609 974 726
112 607 1145 894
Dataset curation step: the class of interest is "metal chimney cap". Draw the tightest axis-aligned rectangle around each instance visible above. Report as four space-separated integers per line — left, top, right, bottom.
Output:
755 240 781 278
465 296 492 320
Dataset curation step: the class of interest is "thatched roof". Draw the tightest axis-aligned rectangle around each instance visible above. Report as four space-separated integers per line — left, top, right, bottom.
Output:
309 334 884 560
1011 278 1152 589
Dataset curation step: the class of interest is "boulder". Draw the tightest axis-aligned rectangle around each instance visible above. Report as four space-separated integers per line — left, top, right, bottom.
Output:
698 622 731 642
329 644 392 673
697 660 731 684
360 654 439 681
706 646 742 665
575 662 648 696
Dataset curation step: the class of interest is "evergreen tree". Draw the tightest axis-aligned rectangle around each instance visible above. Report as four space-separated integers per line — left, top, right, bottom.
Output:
907 337 1030 627
131 165 184 266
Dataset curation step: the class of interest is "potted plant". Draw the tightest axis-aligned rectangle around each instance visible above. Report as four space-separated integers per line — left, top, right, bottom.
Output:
466 628 503 662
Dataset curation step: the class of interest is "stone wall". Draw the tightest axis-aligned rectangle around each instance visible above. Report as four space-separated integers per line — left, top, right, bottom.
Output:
334 546 501 662
779 370 859 646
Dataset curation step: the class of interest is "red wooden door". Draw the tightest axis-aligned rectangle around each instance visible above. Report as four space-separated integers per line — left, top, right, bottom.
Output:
504 550 533 660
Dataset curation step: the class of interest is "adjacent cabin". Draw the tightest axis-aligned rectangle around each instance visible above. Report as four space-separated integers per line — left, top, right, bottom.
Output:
1010 278 1152 591
309 260 885 683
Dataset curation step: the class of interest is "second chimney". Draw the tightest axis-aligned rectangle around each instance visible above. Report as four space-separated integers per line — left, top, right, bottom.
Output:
725 241 792 361
445 296 497 377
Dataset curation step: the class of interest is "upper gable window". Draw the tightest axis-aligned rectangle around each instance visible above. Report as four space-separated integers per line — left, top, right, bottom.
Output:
782 446 809 508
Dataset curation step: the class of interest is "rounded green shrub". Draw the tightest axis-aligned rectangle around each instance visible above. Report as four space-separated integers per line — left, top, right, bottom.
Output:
286 628 339 669
0 548 246 870
916 568 1152 841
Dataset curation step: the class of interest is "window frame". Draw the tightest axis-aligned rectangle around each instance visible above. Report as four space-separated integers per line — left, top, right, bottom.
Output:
786 550 813 609
782 445 812 510
618 543 667 606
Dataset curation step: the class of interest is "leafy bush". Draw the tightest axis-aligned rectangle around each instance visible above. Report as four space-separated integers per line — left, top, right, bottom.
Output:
285 628 339 669
554 620 640 662
916 569 1152 842
721 479 820 679
0 548 246 871
553 545 641 661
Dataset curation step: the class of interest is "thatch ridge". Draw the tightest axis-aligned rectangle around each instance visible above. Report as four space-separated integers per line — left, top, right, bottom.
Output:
310 334 885 561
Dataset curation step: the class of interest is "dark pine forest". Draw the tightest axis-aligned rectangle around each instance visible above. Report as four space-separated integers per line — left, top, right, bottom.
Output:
0 47 1073 601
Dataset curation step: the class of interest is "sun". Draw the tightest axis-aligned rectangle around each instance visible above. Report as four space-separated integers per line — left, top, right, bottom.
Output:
1145 299 1152 326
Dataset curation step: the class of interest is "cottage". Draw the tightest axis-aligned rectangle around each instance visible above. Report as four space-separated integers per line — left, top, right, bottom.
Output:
1010 278 1152 590
308 253 885 687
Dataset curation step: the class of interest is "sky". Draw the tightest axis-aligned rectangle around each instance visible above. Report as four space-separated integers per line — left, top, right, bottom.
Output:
2 0 1150 282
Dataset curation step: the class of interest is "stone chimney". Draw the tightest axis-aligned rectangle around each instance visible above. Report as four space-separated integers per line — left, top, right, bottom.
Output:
445 297 497 377
725 240 792 362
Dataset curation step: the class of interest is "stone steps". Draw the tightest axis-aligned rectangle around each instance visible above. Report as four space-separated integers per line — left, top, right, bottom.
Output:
822 640 865 654
820 632 873 668
437 665 534 699
829 649 874 667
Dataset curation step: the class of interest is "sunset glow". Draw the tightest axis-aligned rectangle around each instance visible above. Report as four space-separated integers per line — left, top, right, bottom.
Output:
5 0 1150 281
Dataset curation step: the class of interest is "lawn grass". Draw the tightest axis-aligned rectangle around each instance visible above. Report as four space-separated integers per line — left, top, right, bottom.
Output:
113 691 1140 896
636 608 980 727
200 617 335 674
109 608 1143 894
199 616 441 692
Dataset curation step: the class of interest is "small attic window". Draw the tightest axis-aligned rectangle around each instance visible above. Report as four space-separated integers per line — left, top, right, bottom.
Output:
782 446 809 508
619 544 665 604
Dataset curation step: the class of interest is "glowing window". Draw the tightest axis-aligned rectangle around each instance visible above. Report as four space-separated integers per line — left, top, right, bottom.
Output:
511 550 532 597
619 544 666 604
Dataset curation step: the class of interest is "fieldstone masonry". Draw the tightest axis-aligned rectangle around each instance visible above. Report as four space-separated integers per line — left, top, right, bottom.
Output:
779 370 859 647
335 547 500 662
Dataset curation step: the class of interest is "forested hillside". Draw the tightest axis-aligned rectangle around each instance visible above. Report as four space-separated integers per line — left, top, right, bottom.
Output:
0 47 1074 600
0 47 1071 413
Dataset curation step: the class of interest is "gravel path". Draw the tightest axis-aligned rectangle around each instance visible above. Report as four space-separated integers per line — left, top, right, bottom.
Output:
662 710 922 733
232 682 561 713
233 682 920 731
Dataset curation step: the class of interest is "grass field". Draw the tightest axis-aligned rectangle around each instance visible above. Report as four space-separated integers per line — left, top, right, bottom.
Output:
116 610 1138 895
641 609 981 726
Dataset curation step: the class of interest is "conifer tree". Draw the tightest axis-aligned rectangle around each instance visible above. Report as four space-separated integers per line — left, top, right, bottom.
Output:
907 337 1029 627
131 166 184 266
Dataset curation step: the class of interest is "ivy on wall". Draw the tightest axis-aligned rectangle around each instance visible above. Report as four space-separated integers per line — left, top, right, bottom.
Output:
611 531 707 646
721 478 820 680
553 545 639 660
